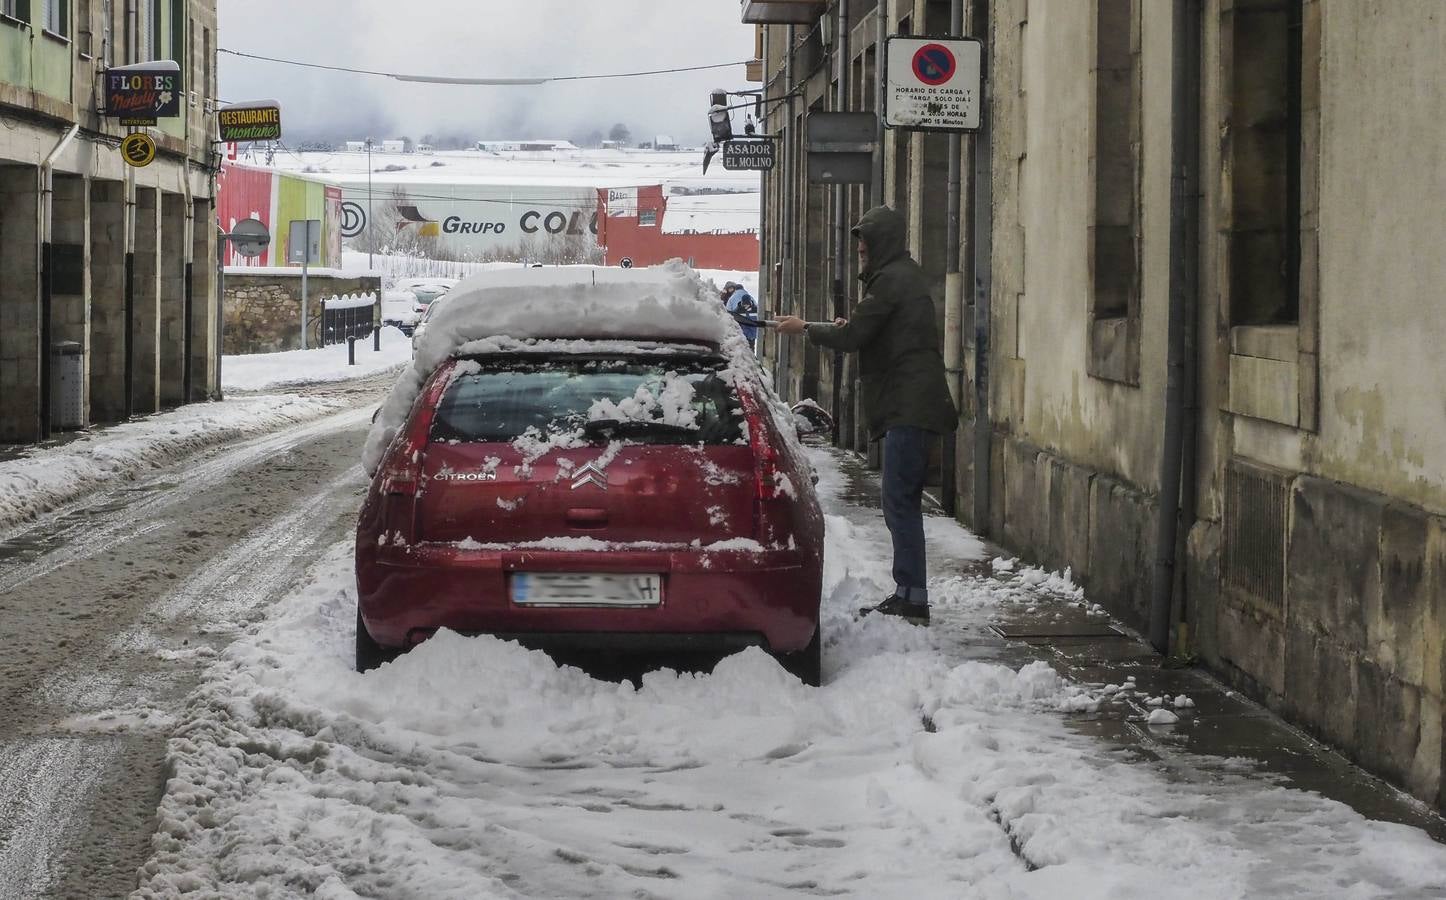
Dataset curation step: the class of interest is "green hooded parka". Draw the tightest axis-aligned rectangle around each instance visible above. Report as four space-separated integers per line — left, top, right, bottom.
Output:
805 206 958 440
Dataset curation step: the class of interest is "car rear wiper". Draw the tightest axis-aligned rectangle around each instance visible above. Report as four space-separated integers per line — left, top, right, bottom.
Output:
582 418 700 438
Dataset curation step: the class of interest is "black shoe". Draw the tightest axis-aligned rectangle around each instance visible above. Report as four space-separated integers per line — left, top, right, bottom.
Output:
858 595 930 626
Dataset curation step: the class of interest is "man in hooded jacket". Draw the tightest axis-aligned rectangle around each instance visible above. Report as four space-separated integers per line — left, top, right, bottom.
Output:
776 206 957 625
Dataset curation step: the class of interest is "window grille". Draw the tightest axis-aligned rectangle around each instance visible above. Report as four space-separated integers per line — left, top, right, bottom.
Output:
1222 462 1289 613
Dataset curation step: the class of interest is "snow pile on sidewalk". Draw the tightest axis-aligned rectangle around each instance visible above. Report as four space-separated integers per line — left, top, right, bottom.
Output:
134 453 1446 899
0 395 346 536
223 326 413 392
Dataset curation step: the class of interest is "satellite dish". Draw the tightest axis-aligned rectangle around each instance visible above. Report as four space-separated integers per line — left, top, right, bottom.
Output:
229 217 271 259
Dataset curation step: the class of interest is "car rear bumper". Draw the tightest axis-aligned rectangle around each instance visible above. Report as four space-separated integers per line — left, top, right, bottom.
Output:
357 544 821 654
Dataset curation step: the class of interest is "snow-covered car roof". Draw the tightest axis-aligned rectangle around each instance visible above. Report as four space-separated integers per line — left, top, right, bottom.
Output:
361 260 754 474
394 277 460 290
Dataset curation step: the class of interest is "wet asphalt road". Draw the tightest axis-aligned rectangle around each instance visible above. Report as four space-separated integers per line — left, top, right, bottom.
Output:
0 380 388 900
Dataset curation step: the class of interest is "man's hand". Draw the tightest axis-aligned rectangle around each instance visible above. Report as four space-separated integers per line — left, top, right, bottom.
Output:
774 315 807 335
833 317 848 327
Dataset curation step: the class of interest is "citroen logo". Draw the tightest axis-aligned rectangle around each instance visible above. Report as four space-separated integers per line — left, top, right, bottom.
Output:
570 461 608 491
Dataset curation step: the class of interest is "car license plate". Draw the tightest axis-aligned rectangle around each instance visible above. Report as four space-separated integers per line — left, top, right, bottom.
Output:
511 573 663 607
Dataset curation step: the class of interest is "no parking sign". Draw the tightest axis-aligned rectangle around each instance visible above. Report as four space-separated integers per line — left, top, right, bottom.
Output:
885 36 984 132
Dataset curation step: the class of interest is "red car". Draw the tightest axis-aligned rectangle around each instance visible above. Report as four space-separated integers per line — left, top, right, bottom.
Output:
355 326 825 683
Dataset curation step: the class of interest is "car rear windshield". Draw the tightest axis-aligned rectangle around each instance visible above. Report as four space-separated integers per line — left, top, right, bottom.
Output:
430 356 745 445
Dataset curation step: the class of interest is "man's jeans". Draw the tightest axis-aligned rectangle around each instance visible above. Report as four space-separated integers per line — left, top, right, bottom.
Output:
882 425 932 604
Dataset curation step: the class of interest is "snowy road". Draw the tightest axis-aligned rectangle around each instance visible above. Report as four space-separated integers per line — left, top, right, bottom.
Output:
0 401 379 899
120 449 1446 899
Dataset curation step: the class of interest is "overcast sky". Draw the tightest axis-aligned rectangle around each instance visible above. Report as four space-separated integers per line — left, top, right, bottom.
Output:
217 1 757 146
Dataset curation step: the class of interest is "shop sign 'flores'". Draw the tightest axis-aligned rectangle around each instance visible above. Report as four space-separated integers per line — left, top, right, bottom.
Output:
104 61 182 125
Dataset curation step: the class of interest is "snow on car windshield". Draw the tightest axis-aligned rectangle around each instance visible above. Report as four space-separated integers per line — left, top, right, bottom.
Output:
586 370 701 430
362 260 755 473
429 359 742 446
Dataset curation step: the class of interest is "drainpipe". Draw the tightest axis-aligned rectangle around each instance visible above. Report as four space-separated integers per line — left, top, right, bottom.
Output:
212 114 225 400
781 25 796 395
872 1 886 207
830 1 849 444
182 168 195 404
759 23 770 358
1149 0 1202 654
124 164 136 419
941 0 965 518
1174 1 1203 652
39 124 81 439
970 0 994 535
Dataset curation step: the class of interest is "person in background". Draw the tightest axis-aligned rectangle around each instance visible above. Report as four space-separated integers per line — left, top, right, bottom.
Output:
775 206 956 626
725 282 761 351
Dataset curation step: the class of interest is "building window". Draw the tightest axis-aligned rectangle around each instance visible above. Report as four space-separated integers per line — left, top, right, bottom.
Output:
203 25 211 103
1087 0 1142 384
135 0 154 62
102 0 112 65
1 0 30 24
1227 0 1306 327
1222 0 1321 430
41 0 65 35
76 0 92 54
170 0 183 74
640 209 658 227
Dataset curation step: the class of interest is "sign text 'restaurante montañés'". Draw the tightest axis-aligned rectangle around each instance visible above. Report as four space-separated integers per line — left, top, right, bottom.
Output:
219 105 283 142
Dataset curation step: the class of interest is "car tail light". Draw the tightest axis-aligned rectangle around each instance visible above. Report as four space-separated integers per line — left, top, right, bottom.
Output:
742 396 791 546
378 363 453 542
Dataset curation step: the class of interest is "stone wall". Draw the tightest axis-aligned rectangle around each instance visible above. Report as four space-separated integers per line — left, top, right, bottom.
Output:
223 272 382 354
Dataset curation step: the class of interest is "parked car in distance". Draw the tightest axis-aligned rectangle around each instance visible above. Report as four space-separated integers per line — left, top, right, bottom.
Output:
384 278 459 335
381 290 422 336
356 265 826 684
410 296 447 357
399 277 458 307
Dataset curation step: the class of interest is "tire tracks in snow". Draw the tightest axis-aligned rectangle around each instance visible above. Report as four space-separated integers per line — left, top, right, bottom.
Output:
0 739 113 898
0 404 374 900
0 406 373 599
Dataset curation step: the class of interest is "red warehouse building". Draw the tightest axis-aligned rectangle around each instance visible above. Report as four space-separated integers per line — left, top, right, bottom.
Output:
596 185 759 271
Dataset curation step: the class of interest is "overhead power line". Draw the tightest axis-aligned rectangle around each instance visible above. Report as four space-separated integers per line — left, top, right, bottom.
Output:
218 49 750 85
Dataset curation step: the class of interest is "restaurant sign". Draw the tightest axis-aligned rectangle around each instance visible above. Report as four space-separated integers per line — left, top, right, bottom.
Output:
105 61 182 124
219 101 283 142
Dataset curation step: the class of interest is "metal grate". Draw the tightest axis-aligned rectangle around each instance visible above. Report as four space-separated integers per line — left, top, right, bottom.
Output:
321 307 374 346
1222 462 1289 612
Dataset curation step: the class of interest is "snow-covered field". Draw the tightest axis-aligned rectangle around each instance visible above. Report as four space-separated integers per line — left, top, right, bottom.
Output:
222 326 414 392
265 146 759 196
132 451 1446 899
0 395 345 537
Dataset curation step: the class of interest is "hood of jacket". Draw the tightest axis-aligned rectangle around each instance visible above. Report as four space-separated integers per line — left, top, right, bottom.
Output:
852 206 909 276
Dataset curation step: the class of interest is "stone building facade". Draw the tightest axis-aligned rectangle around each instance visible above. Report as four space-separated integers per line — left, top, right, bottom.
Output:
0 0 220 440
747 0 1446 810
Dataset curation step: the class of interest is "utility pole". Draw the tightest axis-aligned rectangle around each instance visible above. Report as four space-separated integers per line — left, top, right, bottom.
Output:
365 137 374 270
